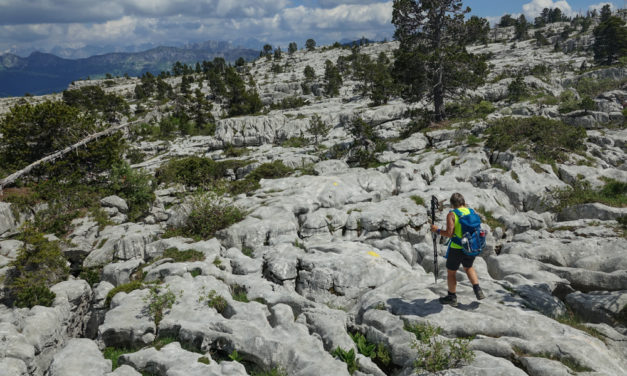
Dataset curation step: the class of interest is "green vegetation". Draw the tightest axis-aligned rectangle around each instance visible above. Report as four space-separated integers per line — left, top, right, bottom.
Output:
162 247 205 262
0 101 125 178
406 322 475 373
332 347 358 374
475 207 506 230
109 162 155 222
281 136 309 148
350 332 391 371
507 75 528 102
445 100 495 120
411 195 425 206
555 310 604 341
144 284 177 328
486 117 586 164
103 347 137 370
250 367 287 376
62 85 129 121
547 178 627 212
198 356 211 364
392 0 487 120
270 96 307 110
155 156 251 189
231 285 249 302
106 280 143 307
204 289 228 313
166 191 245 240
347 117 386 168
229 350 243 362
513 346 594 373
6 227 69 308
593 11 627 66
574 77 627 99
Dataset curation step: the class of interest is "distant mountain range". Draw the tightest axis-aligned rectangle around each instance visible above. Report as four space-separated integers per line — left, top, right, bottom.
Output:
0 41 259 97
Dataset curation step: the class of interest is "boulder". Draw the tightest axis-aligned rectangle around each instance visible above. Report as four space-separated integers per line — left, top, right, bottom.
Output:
47 339 111 376
100 196 129 214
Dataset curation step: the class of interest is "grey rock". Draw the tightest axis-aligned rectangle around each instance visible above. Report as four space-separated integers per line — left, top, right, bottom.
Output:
518 357 571 376
392 133 429 153
102 259 144 286
565 290 627 326
101 196 129 214
114 235 147 261
105 365 141 376
46 339 111 376
120 342 247 376
558 203 627 221
98 289 155 348
301 307 353 352
0 202 18 238
0 357 28 376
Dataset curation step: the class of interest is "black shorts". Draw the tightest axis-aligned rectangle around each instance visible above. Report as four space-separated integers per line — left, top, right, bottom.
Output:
446 247 476 271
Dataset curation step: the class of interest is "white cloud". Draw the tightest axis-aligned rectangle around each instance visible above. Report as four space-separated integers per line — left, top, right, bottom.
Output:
587 2 616 11
522 0 575 19
0 1 397 57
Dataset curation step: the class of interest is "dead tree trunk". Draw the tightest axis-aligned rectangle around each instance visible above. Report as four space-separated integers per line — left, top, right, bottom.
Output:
0 120 139 194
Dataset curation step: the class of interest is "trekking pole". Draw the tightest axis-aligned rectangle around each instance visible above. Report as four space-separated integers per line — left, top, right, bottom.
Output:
431 196 439 283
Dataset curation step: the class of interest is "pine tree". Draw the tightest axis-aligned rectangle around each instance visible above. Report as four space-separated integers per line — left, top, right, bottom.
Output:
288 42 298 54
306 39 317 51
593 14 627 65
392 0 488 120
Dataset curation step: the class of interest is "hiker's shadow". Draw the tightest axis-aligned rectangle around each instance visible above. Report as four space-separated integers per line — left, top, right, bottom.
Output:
387 298 480 317
387 298 443 317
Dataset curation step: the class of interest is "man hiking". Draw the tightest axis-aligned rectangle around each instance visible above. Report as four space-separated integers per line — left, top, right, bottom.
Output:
430 193 485 306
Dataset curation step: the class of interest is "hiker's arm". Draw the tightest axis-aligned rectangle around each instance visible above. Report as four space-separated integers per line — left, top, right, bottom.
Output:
430 212 455 237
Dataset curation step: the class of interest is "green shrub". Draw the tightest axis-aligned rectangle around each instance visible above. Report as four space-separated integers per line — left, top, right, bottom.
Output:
205 290 228 313
270 96 307 110
575 77 627 98
281 137 309 148
332 347 358 374
198 356 211 365
106 280 143 307
410 195 425 206
547 178 627 212
229 349 243 362
475 207 507 230
486 116 586 163
103 347 137 370
407 322 475 372
109 162 155 222
231 285 249 302
350 332 391 369
0 101 125 177
144 284 177 328
175 192 245 239
8 227 69 308
223 145 249 157
162 247 205 262
248 161 293 180
507 75 528 102
156 156 250 188
79 267 102 286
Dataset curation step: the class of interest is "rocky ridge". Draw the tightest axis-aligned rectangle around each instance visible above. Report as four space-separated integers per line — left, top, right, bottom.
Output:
0 19 626 376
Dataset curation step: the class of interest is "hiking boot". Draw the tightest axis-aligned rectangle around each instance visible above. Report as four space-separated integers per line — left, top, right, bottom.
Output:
474 286 485 300
439 294 458 307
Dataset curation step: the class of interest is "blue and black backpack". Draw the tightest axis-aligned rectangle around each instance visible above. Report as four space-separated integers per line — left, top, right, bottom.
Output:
450 208 486 256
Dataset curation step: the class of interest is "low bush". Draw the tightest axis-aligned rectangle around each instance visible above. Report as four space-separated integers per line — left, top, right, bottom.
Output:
332 347 358 374
109 162 155 222
547 178 627 212
486 116 586 163
248 161 293 181
407 322 475 372
204 289 228 313
162 247 205 262
270 96 307 110
156 156 250 188
231 284 249 302
175 192 246 239
350 332 391 370
7 227 69 308
103 347 137 370
281 137 309 148
144 284 177 328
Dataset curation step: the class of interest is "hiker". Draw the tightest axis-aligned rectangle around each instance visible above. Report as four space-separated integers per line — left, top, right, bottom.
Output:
430 193 485 306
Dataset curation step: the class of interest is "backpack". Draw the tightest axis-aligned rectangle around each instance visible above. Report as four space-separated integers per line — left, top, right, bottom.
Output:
451 208 486 256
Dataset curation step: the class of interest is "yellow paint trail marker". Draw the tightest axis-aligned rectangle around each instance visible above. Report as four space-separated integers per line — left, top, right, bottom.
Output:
368 251 380 258
333 182 338 186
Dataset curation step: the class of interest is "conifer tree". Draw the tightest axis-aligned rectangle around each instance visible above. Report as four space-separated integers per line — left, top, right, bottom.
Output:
392 0 487 120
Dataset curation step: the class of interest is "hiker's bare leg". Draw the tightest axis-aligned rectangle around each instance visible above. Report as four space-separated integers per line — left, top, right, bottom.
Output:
464 267 479 285
447 269 457 293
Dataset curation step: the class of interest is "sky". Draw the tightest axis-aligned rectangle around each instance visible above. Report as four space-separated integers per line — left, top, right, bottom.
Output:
0 0 621 58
